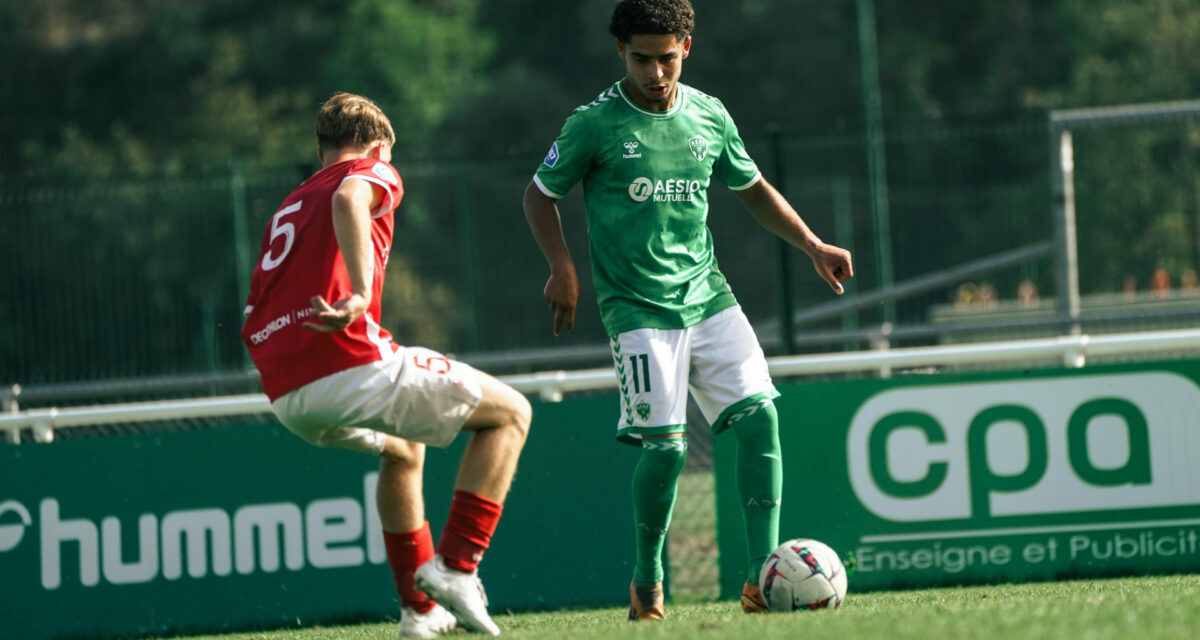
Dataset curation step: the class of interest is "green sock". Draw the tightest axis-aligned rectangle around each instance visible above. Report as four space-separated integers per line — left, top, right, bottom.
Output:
632 436 687 584
732 401 782 583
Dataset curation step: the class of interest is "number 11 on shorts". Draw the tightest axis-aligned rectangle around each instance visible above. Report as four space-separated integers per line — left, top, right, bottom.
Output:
630 353 651 393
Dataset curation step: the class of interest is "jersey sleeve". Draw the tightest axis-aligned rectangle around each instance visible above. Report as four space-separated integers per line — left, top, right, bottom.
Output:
712 105 761 191
533 110 594 200
345 160 404 218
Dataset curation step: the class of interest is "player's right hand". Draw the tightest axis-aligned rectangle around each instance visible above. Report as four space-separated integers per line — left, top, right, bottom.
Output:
812 244 854 295
544 268 579 336
303 294 367 333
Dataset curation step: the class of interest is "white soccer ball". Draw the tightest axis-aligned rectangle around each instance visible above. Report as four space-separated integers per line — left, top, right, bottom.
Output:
758 538 848 611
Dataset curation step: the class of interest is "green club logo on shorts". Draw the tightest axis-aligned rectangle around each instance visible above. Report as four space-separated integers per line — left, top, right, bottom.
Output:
636 402 652 422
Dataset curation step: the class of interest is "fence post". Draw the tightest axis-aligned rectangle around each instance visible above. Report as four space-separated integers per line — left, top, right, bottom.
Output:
2 384 19 444
856 0 895 325
455 175 480 352
870 324 892 379
832 176 858 348
1050 128 1081 335
768 125 796 355
229 157 252 367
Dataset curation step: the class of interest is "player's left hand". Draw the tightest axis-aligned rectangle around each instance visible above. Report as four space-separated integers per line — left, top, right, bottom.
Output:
811 244 854 295
302 294 367 333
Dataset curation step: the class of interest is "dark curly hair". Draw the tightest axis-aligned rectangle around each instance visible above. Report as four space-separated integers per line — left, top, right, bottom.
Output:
609 0 695 43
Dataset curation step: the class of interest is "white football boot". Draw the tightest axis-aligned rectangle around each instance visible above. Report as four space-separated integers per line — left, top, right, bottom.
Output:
398 602 457 638
414 556 500 636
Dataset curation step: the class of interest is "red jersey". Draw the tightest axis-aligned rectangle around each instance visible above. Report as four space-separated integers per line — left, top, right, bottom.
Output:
241 158 404 400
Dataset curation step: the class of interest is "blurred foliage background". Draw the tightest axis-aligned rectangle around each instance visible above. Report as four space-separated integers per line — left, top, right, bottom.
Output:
2 0 1200 387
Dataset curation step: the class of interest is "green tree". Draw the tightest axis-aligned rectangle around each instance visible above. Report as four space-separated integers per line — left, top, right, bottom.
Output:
0 0 492 383
1054 0 1200 293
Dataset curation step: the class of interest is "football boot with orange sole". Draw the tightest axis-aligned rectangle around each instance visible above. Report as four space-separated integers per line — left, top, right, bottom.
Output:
627 581 666 621
740 581 768 613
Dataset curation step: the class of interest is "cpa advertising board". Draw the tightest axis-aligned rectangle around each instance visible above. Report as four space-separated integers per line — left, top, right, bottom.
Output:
0 395 637 640
715 358 1200 598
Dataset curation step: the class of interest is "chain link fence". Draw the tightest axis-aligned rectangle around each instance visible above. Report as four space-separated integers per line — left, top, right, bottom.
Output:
4 113 1200 601
1 119 1061 386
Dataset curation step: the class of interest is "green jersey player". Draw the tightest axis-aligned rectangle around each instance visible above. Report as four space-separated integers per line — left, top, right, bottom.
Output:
522 0 853 619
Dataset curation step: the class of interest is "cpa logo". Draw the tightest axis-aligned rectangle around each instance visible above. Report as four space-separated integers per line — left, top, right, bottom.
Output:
628 177 653 202
846 372 1200 523
0 500 32 552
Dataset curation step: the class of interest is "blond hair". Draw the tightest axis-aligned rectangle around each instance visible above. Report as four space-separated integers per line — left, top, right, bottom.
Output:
316 92 396 151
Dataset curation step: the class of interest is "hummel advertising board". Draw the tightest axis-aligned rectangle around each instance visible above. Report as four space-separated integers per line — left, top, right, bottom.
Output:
715 359 1200 598
0 395 638 640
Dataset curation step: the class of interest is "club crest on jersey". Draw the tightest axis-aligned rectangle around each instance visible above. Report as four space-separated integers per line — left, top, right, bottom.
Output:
689 135 709 162
622 141 642 159
543 142 560 168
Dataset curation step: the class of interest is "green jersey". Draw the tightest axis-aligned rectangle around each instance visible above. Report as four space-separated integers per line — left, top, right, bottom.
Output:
534 80 762 336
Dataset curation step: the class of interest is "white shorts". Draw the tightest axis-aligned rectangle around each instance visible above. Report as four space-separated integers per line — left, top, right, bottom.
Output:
271 346 483 454
609 306 778 444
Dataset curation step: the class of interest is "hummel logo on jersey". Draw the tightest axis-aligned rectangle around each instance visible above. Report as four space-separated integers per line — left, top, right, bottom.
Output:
628 177 703 203
689 135 709 162
623 141 642 159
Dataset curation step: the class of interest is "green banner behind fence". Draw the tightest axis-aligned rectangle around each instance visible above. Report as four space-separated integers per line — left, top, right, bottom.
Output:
0 394 638 640
715 359 1200 599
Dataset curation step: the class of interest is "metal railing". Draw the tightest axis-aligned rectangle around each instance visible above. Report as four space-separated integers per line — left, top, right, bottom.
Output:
4 327 1199 443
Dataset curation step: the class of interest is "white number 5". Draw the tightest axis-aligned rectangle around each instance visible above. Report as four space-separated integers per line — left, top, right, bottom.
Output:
261 201 302 271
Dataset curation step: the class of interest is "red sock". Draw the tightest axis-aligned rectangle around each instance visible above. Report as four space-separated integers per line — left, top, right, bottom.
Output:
383 522 435 613
437 491 503 573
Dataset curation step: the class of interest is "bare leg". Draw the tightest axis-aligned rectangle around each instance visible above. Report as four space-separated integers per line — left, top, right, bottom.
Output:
455 372 531 503
377 435 426 532
373 369 528 525
409 372 530 636
374 435 442 619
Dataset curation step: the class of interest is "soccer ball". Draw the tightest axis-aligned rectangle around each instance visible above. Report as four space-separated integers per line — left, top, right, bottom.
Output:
758 538 847 611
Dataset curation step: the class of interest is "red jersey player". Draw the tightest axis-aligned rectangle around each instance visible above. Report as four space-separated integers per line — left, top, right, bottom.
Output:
242 92 529 638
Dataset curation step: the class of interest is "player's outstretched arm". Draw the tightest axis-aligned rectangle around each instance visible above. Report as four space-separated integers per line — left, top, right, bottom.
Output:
523 181 580 335
735 178 854 295
304 178 379 333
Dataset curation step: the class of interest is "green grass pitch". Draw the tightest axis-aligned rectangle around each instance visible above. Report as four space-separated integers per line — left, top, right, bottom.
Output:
166 574 1199 640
